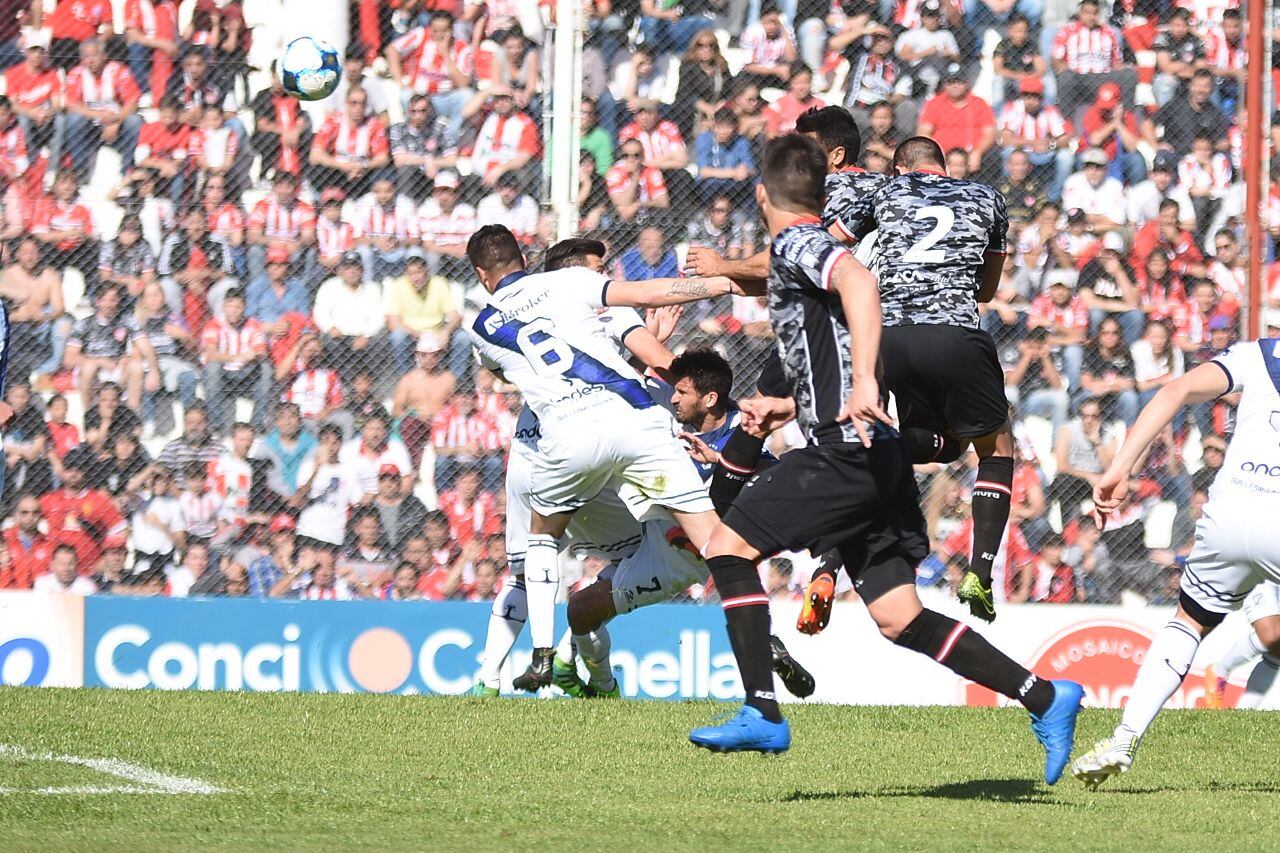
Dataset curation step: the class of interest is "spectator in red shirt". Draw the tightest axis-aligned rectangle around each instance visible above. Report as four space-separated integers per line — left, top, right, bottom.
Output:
44 0 114 71
309 85 390 198
32 169 99 296
431 392 504 489
619 98 691 203
1049 0 1134 123
764 62 825 137
133 95 190 203
123 0 180 99
606 138 669 223
1078 82 1145 186
5 35 63 189
64 38 143 181
916 66 998 182
1131 197 1205 278
38 445 129 570
45 393 81 458
246 170 317 281
1 495 55 589
436 467 501 546
201 287 272 435
1029 533 1078 602
1028 271 1088 389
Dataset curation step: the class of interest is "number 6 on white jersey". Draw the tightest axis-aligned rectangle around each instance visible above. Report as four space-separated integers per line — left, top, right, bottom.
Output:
516 319 575 377
903 205 954 264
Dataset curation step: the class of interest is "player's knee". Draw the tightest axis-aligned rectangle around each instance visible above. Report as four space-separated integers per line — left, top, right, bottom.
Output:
567 583 611 635
1255 617 1280 652
704 524 754 562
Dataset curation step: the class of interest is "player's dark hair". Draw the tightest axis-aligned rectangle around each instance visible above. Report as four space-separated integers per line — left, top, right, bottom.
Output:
1007 12 1029 27
467 224 524 274
544 238 606 271
794 105 861 167
1223 7 1240 19
787 60 811 79
669 349 733 409
893 136 946 172
223 288 245 303
53 544 77 563
713 106 738 126
318 423 344 442
1158 197 1181 215
761 134 826 214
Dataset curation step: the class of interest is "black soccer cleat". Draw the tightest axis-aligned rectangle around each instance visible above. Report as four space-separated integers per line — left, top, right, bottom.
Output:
512 647 555 692
770 634 816 698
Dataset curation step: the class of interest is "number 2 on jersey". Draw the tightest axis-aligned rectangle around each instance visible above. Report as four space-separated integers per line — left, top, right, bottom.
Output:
516 319 575 377
903 205 954 264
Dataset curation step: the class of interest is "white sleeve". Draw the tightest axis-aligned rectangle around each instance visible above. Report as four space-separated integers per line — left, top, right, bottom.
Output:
1212 342 1256 394
560 266 612 308
603 306 644 342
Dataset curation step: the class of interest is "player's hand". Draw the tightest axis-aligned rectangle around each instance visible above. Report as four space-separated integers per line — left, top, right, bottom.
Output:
645 305 682 344
837 379 892 448
1090 466 1129 524
740 396 796 434
680 432 719 465
684 246 726 277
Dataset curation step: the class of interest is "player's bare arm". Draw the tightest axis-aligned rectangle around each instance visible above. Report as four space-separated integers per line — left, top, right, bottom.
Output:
977 251 1005 304
604 275 750 308
1093 362 1231 517
740 396 796 434
829 253 892 446
685 246 771 281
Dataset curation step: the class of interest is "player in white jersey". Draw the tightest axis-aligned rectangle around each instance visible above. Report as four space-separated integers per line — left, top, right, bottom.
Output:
1203 581 1280 709
1072 338 1280 789
465 225 748 688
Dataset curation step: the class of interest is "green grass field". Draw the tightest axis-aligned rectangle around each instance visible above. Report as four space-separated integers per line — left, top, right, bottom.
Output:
2 689 1279 851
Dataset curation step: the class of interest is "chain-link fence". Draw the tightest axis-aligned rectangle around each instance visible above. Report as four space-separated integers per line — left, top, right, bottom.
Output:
0 0 1267 606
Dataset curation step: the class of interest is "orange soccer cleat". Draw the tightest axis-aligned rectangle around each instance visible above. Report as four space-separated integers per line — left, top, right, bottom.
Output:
1203 665 1228 709
796 574 835 635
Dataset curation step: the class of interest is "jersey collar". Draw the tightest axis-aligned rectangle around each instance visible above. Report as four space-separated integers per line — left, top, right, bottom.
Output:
914 168 948 177
836 165 865 174
494 269 529 292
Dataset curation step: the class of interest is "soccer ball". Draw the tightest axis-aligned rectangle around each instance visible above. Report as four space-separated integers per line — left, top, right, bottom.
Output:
280 36 341 101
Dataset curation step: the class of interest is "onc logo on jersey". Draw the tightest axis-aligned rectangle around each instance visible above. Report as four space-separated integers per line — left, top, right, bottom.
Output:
1239 461 1280 477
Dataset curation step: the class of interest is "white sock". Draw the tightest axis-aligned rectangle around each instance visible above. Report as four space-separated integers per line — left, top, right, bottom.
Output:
524 534 559 648
1239 654 1280 709
1118 619 1202 740
477 579 527 688
575 625 614 690
1216 631 1266 676
555 628 576 663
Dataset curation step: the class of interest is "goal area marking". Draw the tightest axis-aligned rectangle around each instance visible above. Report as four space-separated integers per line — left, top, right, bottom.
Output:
0 743 226 795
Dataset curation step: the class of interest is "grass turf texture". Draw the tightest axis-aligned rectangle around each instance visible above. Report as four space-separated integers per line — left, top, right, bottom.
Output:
2 689 1279 851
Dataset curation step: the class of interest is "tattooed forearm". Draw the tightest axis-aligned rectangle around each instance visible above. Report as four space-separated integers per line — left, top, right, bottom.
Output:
667 278 712 298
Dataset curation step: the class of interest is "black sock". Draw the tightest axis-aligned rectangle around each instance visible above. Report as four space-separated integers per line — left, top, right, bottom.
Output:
895 608 1055 716
970 456 1015 586
707 554 782 722
904 428 963 464
709 428 765 516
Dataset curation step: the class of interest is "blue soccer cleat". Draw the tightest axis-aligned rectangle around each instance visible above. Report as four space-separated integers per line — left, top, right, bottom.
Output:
689 706 791 754
1030 679 1084 785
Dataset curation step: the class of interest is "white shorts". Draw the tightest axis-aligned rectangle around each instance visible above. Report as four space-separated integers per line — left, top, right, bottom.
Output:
1181 501 1280 616
609 521 709 616
504 444 644 574
530 406 713 521
1245 582 1280 623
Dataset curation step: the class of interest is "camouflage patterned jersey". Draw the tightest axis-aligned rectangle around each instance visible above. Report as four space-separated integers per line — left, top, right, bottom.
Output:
870 170 1008 329
767 218 874 446
823 167 887 243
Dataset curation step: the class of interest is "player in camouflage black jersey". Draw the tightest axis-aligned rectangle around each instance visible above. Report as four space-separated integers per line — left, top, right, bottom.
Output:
874 137 1017 623
689 137 1083 779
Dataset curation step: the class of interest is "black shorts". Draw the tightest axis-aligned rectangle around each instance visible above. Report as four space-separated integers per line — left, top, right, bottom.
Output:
880 323 1008 440
722 437 929 604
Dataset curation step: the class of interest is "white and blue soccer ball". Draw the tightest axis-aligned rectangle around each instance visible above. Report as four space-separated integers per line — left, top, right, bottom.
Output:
280 36 341 101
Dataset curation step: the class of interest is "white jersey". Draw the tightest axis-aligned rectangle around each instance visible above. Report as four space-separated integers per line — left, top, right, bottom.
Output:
509 304 647 460
469 268 655 436
296 460 365 546
1210 340 1280 503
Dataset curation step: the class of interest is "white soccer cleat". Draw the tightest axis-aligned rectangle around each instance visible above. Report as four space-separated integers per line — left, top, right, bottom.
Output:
1071 731 1139 791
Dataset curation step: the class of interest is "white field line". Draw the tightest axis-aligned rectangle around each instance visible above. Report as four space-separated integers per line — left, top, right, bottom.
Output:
0 744 226 795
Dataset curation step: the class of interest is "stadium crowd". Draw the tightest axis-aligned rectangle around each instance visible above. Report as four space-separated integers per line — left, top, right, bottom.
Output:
0 0 1274 605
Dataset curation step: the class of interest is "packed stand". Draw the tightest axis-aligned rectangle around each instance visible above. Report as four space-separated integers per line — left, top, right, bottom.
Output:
0 0 1271 606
